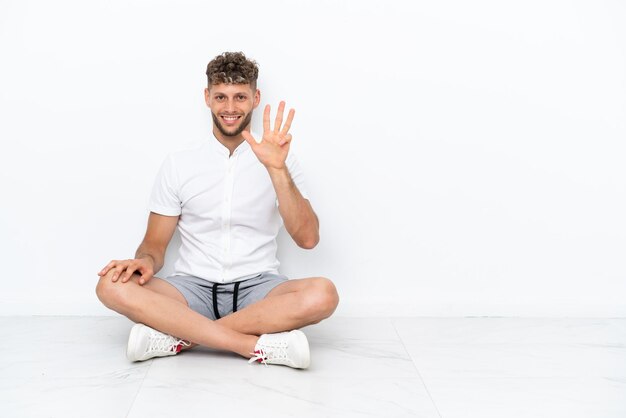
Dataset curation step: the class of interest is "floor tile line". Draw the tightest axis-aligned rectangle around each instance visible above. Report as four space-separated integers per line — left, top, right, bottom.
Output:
391 318 444 418
125 359 153 418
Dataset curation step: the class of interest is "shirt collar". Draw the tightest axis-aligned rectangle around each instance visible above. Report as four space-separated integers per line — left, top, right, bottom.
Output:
209 132 255 157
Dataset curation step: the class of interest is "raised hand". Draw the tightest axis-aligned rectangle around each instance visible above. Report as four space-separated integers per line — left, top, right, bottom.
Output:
242 101 294 170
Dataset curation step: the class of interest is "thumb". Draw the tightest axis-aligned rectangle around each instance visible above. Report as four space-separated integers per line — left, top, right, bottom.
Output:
241 131 258 147
138 270 153 285
139 269 153 284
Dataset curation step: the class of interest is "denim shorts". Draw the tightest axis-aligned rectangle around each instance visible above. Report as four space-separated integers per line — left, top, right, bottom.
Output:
162 272 288 320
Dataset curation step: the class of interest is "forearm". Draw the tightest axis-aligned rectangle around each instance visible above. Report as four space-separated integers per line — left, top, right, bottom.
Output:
267 166 319 249
135 243 165 273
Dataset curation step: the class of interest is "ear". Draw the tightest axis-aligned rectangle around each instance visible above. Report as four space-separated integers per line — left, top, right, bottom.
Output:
204 87 211 107
253 88 261 109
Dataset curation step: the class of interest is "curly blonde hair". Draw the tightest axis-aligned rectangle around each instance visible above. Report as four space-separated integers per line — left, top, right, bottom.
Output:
206 51 259 89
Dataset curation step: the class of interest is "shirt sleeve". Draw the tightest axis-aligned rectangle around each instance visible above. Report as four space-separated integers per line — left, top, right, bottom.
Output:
148 154 182 216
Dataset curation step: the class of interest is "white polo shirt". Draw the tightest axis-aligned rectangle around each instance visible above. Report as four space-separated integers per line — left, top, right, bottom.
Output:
148 134 309 283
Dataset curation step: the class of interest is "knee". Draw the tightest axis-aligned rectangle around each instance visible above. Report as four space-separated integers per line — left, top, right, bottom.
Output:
301 277 339 322
95 274 134 312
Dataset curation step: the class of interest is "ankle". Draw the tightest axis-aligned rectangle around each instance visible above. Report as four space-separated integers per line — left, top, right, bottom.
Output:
239 335 260 358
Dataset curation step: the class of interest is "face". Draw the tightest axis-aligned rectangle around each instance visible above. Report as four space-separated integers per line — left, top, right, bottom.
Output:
205 83 260 138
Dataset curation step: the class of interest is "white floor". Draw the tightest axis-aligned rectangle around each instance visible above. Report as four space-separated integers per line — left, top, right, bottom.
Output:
1 316 625 417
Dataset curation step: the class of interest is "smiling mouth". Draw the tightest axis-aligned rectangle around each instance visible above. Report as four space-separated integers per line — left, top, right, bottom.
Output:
221 115 242 124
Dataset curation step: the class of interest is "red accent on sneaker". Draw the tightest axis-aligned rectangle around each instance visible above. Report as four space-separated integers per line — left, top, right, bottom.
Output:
175 344 183 353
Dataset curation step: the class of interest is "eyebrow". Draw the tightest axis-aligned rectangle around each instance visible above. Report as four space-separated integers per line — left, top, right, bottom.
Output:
213 92 248 96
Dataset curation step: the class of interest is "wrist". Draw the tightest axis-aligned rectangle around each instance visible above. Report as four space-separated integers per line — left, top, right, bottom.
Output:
266 165 288 176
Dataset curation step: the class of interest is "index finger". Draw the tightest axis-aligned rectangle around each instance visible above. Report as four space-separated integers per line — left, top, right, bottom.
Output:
280 108 295 135
98 260 118 276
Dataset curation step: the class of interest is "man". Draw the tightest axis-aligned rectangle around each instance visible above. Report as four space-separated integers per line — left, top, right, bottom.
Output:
96 52 339 369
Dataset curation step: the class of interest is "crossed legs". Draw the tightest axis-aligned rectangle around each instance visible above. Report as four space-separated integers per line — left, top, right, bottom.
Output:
95 272 339 358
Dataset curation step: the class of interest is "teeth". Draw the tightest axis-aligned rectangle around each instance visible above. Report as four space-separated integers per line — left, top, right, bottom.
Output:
223 116 239 120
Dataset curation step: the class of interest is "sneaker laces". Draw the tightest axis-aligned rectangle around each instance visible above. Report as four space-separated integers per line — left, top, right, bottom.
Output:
247 342 289 366
146 329 190 355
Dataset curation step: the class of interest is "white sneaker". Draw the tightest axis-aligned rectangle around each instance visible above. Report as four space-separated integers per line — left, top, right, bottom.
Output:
126 323 190 362
248 330 310 369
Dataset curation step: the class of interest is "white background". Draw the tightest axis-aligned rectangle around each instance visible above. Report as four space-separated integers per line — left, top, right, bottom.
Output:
0 0 624 317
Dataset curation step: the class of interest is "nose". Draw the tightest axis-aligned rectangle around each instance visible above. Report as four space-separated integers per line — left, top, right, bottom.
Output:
225 99 236 113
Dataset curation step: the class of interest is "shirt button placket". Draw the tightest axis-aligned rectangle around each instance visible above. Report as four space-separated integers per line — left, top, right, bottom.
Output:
221 154 236 282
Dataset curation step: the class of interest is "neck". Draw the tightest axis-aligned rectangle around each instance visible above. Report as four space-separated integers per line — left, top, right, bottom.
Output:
212 127 247 156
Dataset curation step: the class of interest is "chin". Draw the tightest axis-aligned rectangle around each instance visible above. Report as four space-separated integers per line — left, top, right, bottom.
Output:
221 126 242 137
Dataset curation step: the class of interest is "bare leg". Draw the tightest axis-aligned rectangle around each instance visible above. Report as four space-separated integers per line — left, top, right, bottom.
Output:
216 277 339 335
96 271 257 358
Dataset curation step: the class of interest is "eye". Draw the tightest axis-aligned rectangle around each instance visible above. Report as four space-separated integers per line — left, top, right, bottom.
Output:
215 95 225 101
237 95 247 101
